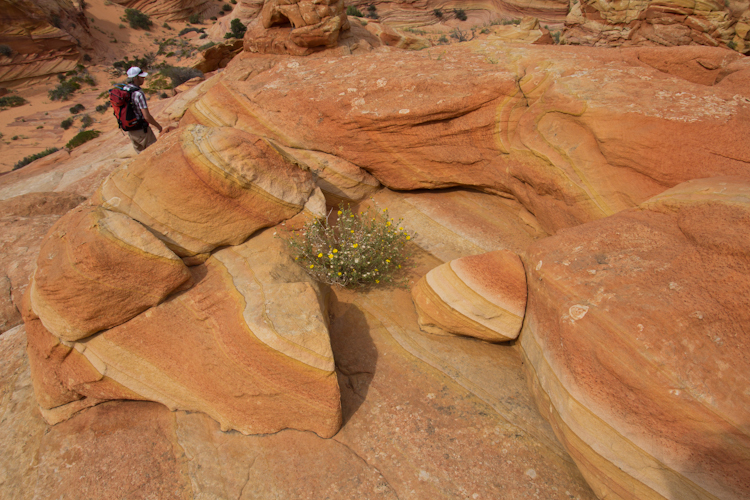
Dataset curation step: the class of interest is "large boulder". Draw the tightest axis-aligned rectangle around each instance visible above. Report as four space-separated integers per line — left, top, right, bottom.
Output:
183 43 750 234
412 250 527 342
95 125 318 258
521 177 750 499
66 230 342 437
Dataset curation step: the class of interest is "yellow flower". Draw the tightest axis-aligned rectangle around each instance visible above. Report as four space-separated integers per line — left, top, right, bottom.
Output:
317 253 323 258
328 254 333 259
374 269 378 272
406 236 411 240
332 249 338 253
295 257 298 260
350 230 355 233
386 259 390 263
310 264 314 268
337 272 342 276
386 222 391 226
398 265 401 268
352 243 358 248
398 227 403 231
337 210 342 215
376 279 380 283
383 208 388 212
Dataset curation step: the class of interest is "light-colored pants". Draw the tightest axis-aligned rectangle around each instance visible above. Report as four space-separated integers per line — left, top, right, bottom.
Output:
127 126 157 153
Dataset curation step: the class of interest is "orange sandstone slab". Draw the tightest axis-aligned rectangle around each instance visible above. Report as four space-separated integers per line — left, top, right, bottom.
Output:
74 230 341 437
29 206 192 342
413 250 527 342
521 177 750 500
96 124 317 256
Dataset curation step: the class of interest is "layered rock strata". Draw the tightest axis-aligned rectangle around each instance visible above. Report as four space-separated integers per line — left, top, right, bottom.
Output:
95 125 317 258
412 250 527 342
29 206 192 342
111 0 214 21
521 177 750 500
182 43 750 234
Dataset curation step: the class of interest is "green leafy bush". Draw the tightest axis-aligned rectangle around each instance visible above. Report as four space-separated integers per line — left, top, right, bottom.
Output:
188 13 202 24
160 66 204 87
13 148 59 171
80 114 93 128
65 130 101 150
346 6 363 17
0 45 12 57
198 41 215 50
222 3 232 11
69 103 85 114
224 18 247 39
61 117 75 129
433 8 443 18
0 95 27 108
454 8 467 21
286 206 414 287
179 27 201 36
366 4 378 19
438 34 448 44
124 9 152 30
95 102 110 113
49 80 81 101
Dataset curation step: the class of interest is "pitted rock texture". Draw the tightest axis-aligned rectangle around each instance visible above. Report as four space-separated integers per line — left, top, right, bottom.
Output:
564 0 749 54
182 43 750 234
28 205 192 342
521 177 750 500
70 230 342 437
95 124 316 257
245 0 350 55
413 250 527 342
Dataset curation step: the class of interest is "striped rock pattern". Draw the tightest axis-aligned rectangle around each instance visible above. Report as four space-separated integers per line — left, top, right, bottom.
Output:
28 206 192 342
181 44 750 234
412 250 527 342
96 125 316 257
521 177 750 500
74 230 341 437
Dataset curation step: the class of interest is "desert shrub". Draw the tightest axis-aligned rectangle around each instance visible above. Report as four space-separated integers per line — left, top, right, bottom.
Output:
13 148 59 171
160 66 203 87
454 8 467 21
49 80 80 101
551 31 560 44
199 33 208 39
728 40 737 50
224 18 247 38
65 130 101 150
83 53 92 62
286 206 414 288
179 27 201 36
95 102 110 113
124 9 152 30
188 13 202 24
366 4 378 19
198 41 215 50
163 22 173 29
160 92 169 98
11 136 18 140
166 51 175 57
222 3 232 11
61 117 75 129
438 34 448 44
0 45 12 57
69 103 85 114
210 16 218 20
0 95 27 108
80 114 93 128
434 8 443 18
112 54 155 74
346 6 363 17
119 23 126 29
230 0 236 4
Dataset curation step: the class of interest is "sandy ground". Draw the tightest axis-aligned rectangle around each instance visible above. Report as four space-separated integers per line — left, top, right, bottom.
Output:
0 0 226 173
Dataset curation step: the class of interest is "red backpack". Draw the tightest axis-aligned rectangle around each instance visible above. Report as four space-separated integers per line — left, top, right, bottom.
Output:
109 84 146 131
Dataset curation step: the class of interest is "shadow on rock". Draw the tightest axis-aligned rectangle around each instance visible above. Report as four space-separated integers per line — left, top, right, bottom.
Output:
328 288 377 426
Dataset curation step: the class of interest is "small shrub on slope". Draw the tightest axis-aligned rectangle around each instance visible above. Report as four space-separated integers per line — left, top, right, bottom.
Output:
13 148 59 170
124 9 152 30
286 205 414 288
0 95 27 109
65 130 101 150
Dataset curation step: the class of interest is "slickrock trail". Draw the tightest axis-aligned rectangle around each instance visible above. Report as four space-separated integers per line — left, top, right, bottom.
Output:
0 14 749 500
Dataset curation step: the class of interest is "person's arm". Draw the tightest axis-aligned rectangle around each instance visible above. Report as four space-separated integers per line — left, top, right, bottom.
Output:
141 107 163 134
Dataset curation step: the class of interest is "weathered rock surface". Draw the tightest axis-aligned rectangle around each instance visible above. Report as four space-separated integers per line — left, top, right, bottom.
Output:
194 39 244 73
111 0 214 21
521 176 750 500
184 43 750 234
0 191 85 334
413 250 527 342
245 0 350 55
72 230 342 437
29 205 192 342
96 124 317 257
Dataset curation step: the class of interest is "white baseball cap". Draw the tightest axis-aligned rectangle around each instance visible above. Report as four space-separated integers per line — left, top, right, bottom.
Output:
126 67 148 78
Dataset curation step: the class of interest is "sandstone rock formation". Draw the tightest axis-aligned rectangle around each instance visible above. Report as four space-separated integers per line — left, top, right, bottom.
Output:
244 0 350 55
412 250 527 342
194 39 244 73
95 124 317 257
521 176 750 500
564 0 748 54
111 0 214 21
29 205 193 341
182 43 750 234
0 0 92 84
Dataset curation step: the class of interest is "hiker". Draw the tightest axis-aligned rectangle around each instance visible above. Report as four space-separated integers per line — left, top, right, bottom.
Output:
117 66 163 153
